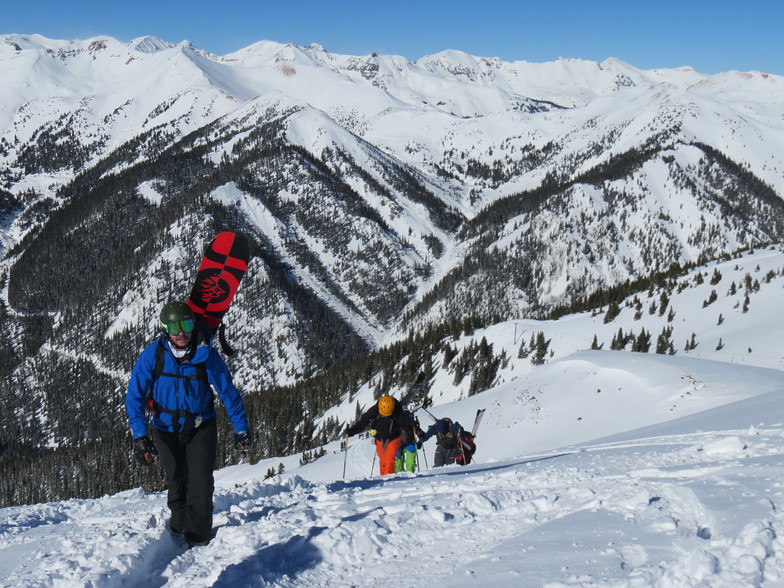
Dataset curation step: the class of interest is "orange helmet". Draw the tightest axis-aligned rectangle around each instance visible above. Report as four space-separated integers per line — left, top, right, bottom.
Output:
378 395 395 417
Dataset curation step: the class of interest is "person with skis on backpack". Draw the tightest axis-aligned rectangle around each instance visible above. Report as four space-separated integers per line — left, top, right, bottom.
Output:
125 301 251 548
417 417 475 467
344 395 416 476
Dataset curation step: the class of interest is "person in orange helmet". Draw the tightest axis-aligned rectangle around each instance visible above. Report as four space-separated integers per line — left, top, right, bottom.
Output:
344 395 416 476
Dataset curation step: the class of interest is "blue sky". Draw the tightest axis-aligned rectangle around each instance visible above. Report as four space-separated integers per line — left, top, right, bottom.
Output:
5 0 783 75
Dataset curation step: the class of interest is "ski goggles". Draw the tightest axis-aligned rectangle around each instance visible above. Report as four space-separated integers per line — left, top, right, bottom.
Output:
161 318 195 336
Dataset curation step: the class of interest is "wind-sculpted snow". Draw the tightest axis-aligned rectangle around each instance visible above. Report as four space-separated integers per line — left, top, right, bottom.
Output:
4 381 784 586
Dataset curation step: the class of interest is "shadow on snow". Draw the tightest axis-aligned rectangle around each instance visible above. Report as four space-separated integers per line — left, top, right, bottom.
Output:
212 526 327 586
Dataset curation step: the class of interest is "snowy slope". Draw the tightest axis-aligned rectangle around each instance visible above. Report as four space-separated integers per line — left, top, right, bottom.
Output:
2 34 783 207
2 34 784 348
2 351 784 586
4 36 784 585
5 249 784 586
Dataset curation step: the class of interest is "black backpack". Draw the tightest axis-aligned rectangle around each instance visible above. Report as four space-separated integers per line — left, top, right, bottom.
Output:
150 339 209 387
145 337 212 432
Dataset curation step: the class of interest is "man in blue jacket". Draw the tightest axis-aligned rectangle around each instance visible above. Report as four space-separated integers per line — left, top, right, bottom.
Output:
418 417 465 467
126 301 251 547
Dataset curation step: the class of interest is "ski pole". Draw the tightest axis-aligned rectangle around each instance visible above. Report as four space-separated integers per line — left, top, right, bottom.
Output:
341 436 349 479
457 433 476 465
420 405 438 422
457 427 467 465
414 428 428 469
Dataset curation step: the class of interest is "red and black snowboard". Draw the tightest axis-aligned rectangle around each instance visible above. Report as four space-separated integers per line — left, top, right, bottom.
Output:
187 232 250 345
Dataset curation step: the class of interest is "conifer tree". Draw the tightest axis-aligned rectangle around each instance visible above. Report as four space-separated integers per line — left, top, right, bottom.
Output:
658 291 669 316
531 332 548 366
603 301 621 323
517 337 529 358
655 326 672 354
633 329 651 353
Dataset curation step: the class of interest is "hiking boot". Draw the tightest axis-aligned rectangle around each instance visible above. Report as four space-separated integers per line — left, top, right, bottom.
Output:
185 530 213 549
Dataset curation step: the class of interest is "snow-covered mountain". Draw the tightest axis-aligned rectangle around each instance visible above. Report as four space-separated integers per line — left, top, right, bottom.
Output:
2 34 784 501
4 246 784 586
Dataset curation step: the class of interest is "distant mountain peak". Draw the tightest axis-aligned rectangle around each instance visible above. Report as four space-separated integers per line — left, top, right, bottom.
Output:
2 39 22 52
131 36 175 54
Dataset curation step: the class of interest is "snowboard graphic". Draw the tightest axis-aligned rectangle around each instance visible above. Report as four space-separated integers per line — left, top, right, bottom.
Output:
187 232 250 333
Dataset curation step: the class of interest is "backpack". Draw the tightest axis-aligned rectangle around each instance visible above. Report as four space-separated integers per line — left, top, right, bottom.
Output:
150 339 209 386
455 430 476 465
145 338 212 430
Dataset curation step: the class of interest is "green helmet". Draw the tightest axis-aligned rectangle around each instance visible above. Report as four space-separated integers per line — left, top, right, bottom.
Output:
159 302 196 336
159 301 194 324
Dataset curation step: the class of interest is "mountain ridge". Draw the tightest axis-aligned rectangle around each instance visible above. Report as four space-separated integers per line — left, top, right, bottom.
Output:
1 34 783 493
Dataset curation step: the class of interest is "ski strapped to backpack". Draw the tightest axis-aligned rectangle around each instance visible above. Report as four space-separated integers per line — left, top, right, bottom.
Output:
471 408 486 436
399 372 427 408
456 409 485 465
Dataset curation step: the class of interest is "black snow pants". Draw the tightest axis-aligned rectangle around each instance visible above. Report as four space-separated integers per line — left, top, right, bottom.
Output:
153 418 217 544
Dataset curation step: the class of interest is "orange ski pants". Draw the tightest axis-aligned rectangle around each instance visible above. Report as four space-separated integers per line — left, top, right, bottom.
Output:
375 437 402 476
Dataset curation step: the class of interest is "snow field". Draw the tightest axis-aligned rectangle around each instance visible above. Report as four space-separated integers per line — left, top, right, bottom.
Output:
7 250 784 585
6 408 784 586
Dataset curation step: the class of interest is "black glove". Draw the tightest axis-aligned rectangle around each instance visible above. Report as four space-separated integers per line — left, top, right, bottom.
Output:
344 426 356 438
235 432 252 456
416 439 423 449
133 436 158 466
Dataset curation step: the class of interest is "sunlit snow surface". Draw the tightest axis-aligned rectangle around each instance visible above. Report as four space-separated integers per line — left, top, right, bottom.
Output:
4 347 784 586
3 36 784 584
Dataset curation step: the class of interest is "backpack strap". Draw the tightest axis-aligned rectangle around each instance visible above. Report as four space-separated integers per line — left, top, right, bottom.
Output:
148 398 212 434
145 340 212 433
152 340 165 381
150 339 209 384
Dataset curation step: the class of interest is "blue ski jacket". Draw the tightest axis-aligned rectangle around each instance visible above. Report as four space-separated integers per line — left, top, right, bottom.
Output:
126 326 248 439
420 418 462 447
